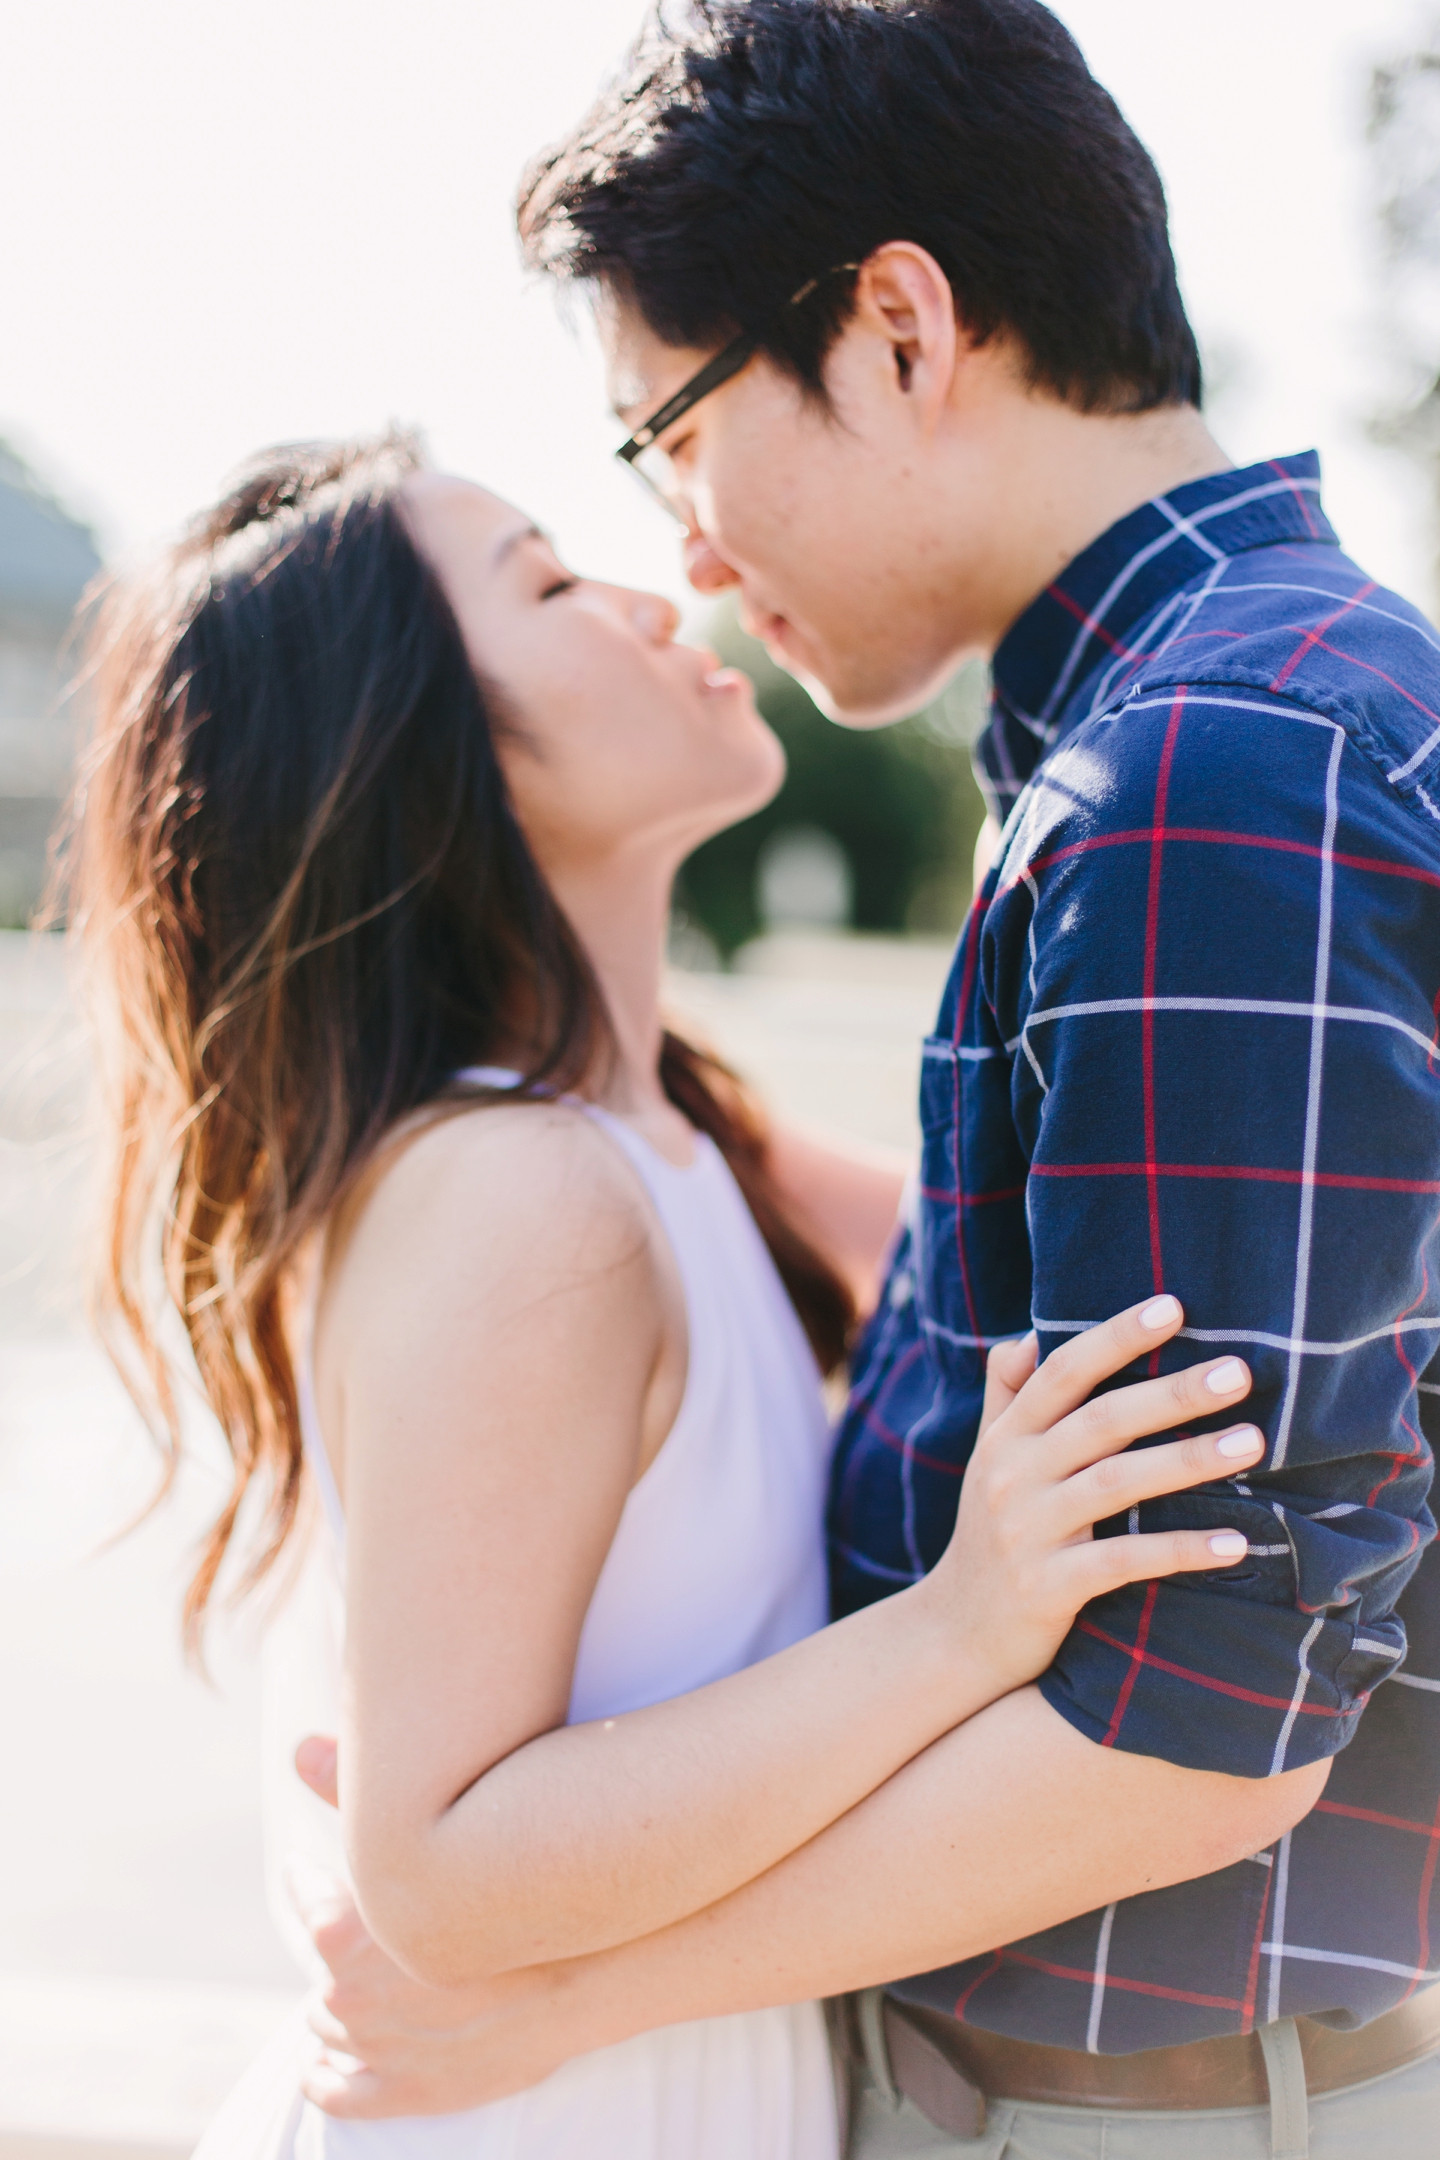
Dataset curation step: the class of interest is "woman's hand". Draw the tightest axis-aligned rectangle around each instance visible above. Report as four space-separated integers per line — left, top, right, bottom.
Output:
931 1294 1262 1697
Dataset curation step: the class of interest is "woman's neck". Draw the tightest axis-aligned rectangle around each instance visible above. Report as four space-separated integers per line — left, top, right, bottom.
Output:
548 851 694 1154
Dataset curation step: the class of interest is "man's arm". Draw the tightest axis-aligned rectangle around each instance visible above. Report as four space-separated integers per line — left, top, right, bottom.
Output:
766 1118 910 1309
565 1689 1328 2041
989 694 1437 1786
303 1686 1325 2116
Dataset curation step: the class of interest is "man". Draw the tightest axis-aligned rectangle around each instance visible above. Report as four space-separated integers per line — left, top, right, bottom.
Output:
296 4 1440 2152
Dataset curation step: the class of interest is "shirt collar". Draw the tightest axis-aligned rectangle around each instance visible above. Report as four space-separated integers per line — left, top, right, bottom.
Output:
991 451 1338 731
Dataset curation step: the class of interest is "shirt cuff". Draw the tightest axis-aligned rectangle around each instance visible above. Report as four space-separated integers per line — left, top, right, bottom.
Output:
1037 1578 1406 1778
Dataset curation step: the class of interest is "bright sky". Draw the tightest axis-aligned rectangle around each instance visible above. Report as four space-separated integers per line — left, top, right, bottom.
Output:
4 0 1433 617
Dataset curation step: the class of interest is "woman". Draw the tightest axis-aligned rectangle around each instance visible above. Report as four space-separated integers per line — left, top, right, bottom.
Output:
72 435 1265 2158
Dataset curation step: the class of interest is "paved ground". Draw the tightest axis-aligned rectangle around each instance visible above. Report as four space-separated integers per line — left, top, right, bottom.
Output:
0 927 951 2150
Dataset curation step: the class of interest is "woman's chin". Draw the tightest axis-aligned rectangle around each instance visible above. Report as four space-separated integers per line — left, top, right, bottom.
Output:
651 715 785 855
731 735 787 819
692 765 786 848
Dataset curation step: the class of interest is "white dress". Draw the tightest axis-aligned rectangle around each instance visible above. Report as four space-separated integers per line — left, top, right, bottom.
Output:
196 1085 842 2160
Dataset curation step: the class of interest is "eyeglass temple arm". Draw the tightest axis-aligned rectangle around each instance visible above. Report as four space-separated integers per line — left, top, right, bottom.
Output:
617 262 864 459
619 336 758 457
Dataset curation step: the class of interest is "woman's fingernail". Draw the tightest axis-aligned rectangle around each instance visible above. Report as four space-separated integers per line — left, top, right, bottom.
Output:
1215 1426 1264 1459
1208 1532 1249 1557
1140 1295 1182 1330
1205 1358 1248 1395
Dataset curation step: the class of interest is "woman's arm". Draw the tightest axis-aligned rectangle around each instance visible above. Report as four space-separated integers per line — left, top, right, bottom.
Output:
301 1689 1327 2120
329 1111 1263 1994
557 1690 1330 2053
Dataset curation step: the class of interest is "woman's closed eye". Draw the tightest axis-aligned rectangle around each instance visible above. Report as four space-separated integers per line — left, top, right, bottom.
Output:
540 574 578 601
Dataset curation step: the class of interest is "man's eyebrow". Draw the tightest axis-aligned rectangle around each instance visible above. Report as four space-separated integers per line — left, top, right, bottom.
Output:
491 522 549 568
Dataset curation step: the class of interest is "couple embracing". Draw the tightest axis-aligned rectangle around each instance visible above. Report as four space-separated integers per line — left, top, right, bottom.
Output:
75 5 1440 2157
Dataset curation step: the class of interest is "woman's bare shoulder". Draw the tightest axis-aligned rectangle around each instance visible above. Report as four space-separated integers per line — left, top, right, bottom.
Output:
326 1098 660 1345
310 1104 666 1503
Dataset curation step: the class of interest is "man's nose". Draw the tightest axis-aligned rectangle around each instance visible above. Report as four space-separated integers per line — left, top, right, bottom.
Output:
683 528 740 595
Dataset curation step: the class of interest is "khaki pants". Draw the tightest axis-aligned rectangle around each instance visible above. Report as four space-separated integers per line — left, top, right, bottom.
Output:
845 2042 1440 2159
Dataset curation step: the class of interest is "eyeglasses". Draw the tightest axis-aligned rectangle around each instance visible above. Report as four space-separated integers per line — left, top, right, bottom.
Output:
615 264 861 524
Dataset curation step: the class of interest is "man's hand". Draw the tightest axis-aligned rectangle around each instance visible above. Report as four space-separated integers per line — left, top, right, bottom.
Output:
295 1872 579 2118
291 1739 588 2118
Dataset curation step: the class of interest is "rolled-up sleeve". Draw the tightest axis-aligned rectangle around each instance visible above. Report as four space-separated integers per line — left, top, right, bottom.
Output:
988 684 1439 1777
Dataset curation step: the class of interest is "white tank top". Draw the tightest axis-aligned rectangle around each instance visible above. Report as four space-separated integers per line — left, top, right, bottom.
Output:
294 1077 833 1707
239 1078 841 2160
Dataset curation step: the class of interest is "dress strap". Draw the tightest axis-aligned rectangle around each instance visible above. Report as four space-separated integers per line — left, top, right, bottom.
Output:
453 1064 525 1090
453 1065 704 1179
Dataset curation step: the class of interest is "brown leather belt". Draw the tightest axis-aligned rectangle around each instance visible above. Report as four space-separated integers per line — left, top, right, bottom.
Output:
833 1982 1440 2139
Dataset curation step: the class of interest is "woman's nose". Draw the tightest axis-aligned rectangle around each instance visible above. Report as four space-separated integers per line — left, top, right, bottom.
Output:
632 592 682 643
683 529 740 595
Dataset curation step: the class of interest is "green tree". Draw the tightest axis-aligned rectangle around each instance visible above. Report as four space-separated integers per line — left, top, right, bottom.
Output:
678 600 988 959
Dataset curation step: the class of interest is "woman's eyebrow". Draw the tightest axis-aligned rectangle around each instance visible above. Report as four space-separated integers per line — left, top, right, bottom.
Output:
491 521 551 568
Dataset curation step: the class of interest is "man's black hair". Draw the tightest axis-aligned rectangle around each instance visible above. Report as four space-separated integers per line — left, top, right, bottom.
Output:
518 0 1202 415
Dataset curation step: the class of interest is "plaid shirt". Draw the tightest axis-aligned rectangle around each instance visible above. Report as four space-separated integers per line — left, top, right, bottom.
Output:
829 452 1440 2049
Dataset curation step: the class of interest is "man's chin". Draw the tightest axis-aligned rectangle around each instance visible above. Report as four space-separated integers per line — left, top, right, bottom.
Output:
784 657 931 732
756 615 959 729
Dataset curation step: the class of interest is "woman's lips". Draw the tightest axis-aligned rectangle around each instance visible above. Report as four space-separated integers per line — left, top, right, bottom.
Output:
686 644 748 696
701 665 749 694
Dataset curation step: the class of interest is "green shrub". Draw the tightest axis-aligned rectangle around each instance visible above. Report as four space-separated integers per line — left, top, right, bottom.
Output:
678 602 988 958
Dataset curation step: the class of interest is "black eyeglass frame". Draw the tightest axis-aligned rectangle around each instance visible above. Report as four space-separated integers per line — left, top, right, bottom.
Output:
615 264 861 516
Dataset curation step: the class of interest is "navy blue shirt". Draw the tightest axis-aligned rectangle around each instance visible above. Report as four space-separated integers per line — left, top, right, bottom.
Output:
829 454 1440 2048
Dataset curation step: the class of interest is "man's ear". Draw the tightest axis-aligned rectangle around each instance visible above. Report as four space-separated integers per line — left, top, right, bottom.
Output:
849 242 961 426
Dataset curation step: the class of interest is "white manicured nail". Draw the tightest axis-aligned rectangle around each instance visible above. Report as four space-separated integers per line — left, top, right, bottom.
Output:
1140 1295 1182 1330
1215 1427 1264 1459
1208 1532 1249 1557
1205 1359 1248 1395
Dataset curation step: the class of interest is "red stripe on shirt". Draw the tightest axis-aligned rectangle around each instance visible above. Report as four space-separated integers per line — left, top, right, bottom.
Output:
1078 1617 1348 1717
1003 826 1440 896
1102 1579 1159 1748
1001 1949 1245 2013
1271 584 1376 692
1316 1798 1437 1839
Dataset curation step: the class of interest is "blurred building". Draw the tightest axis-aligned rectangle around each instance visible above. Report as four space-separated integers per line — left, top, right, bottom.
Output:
0 441 101 925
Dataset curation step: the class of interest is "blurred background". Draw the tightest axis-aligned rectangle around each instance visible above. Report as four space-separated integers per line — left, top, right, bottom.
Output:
3 1 1439 2150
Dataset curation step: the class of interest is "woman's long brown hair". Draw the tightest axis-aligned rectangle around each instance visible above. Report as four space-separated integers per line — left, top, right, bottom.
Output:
68 435 854 1649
